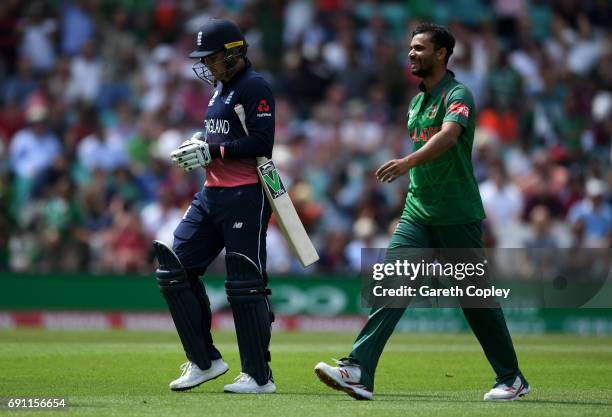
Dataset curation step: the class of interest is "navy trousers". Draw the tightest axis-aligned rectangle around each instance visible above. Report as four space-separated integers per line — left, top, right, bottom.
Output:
173 183 272 276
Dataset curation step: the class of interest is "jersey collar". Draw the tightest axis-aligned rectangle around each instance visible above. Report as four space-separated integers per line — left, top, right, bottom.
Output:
418 69 455 96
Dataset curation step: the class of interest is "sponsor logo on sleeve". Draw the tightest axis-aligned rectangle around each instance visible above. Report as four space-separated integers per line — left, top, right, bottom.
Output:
257 99 272 117
448 102 470 118
257 99 270 112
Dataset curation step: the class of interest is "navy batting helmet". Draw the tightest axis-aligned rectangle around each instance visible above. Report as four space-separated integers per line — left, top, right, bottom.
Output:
190 19 248 84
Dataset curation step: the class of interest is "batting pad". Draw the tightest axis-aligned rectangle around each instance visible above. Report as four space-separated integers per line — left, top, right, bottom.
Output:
153 240 213 370
225 252 273 385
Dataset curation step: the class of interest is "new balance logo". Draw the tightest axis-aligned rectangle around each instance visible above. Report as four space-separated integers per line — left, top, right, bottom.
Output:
232 222 243 229
339 369 350 379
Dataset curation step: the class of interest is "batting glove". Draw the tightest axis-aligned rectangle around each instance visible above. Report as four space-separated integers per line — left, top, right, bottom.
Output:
170 132 212 171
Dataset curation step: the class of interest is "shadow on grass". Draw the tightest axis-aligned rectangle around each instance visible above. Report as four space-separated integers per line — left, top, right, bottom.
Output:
376 393 612 407
178 391 612 407
177 391 341 398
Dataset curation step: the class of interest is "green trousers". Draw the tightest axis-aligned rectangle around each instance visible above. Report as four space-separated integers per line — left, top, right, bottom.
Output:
348 218 526 390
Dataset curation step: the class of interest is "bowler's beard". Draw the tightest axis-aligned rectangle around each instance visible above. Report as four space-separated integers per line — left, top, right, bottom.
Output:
411 62 434 78
411 56 434 78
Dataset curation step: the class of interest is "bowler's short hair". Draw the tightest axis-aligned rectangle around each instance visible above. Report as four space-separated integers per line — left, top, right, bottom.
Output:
412 23 455 65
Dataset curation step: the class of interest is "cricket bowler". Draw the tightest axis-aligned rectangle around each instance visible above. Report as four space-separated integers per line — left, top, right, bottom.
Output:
153 18 276 394
314 23 530 401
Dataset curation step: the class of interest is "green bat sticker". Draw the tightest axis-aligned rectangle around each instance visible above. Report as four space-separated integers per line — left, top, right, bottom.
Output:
258 160 286 199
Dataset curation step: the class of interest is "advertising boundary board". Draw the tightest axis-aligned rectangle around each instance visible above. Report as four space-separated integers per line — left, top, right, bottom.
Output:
1 274 611 335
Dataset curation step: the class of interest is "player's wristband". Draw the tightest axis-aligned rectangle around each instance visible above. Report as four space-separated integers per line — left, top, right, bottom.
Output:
208 143 222 159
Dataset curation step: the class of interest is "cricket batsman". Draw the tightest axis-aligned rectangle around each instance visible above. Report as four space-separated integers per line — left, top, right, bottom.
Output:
152 19 276 394
314 23 530 401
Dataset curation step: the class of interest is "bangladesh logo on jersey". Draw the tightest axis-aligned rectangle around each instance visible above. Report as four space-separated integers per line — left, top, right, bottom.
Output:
258 160 286 199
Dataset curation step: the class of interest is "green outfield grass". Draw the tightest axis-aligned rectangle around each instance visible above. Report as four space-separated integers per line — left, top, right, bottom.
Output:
0 329 611 417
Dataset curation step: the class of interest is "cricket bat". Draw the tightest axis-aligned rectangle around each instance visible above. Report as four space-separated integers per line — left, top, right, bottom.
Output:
234 104 319 267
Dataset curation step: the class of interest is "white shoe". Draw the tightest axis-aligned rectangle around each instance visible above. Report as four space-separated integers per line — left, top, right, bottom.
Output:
483 376 531 401
169 359 229 391
223 372 276 394
314 359 373 400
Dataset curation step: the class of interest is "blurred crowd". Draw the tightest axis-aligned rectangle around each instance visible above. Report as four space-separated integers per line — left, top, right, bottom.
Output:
0 0 610 275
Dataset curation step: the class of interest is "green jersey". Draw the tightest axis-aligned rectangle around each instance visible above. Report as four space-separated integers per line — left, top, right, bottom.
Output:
402 71 485 225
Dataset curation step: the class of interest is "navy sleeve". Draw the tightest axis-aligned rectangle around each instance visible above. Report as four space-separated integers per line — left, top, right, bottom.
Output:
221 77 275 159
